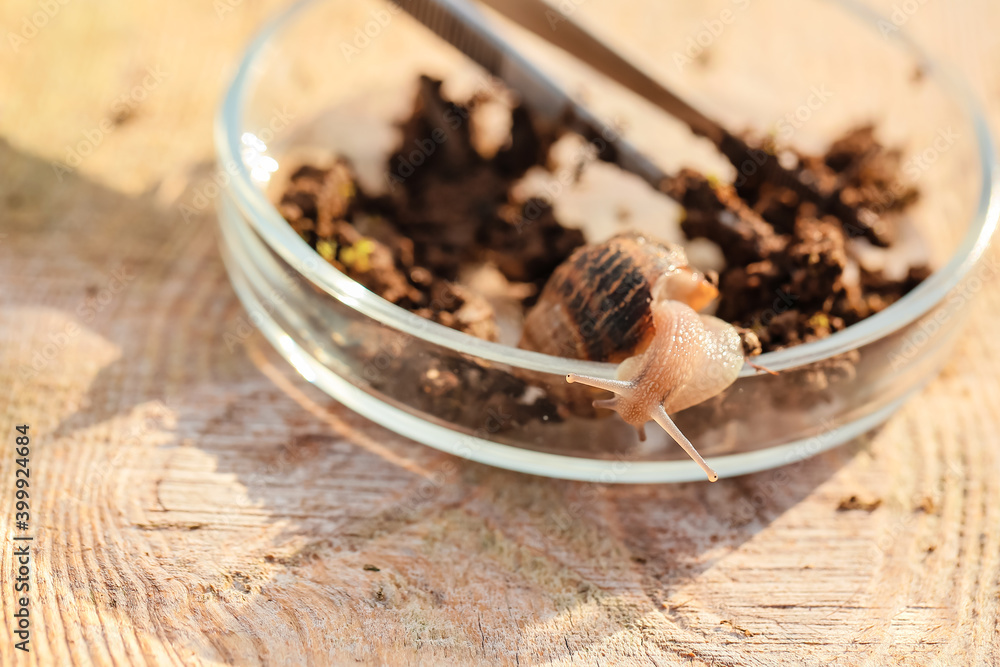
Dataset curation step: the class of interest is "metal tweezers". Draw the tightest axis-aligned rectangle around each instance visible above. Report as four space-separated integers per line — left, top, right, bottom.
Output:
397 0 878 243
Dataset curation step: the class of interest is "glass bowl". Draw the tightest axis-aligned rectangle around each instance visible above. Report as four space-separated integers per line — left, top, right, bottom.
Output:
215 0 998 482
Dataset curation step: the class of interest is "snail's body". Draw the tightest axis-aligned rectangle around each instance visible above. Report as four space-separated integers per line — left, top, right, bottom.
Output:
606 300 743 418
519 233 745 481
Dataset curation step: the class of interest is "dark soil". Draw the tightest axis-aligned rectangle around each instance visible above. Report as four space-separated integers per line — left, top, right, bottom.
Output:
275 75 929 434
673 126 927 351
278 75 585 339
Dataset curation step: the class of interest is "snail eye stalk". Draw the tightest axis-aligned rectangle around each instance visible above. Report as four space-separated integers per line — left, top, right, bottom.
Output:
566 373 719 482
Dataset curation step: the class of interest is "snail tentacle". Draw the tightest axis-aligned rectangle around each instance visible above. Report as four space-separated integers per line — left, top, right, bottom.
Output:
567 371 719 482
651 405 719 482
565 374 635 395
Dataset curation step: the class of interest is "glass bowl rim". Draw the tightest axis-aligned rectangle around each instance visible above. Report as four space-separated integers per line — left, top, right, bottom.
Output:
215 0 1000 379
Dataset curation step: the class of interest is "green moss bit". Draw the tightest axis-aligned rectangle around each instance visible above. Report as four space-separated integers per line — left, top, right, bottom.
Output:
338 179 356 203
315 239 337 262
808 312 831 330
340 238 375 273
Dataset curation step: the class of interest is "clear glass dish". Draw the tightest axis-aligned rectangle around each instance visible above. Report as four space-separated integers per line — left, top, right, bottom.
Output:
215 0 998 482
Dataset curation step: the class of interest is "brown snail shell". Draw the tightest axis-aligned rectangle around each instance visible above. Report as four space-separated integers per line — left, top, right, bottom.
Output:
519 233 719 362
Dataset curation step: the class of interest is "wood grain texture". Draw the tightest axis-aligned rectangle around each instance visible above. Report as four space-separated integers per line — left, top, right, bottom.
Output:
1 0 999 665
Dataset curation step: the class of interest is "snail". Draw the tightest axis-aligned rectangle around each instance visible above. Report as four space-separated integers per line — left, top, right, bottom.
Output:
518 233 746 482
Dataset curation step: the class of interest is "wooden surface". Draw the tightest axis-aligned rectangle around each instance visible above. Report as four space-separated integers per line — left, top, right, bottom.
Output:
2 1 1000 665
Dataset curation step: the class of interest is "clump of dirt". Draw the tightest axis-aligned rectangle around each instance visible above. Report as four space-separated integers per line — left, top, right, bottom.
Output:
837 495 883 512
278 160 500 341
278 75 586 339
673 126 927 351
375 75 584 293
